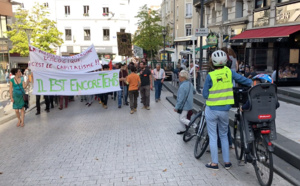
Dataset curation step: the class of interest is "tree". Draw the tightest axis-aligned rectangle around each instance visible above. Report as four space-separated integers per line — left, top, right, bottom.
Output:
133 5 168 60
6 3 63 56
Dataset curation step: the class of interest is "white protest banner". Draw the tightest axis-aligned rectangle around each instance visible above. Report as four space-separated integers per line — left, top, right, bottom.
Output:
101 58 110 65
29 45 102 73
32 70 121 95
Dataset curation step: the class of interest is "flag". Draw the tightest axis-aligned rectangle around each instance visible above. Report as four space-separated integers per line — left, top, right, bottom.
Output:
109 59 113 70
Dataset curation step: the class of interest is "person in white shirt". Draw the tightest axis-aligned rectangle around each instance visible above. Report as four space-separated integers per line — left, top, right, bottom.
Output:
153 64 165 102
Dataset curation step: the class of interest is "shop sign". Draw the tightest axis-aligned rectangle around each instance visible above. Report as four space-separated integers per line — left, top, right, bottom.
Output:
253 10 270 27
207 33 218 45
276 2 300 24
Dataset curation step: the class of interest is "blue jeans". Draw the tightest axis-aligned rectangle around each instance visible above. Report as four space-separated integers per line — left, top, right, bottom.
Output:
118 86 128 106
205 106 230 164
154 80 162 100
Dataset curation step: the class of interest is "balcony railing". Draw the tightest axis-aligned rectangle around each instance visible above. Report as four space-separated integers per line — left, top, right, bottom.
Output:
65 35 72 41
103 36 110 41
193 0 212 6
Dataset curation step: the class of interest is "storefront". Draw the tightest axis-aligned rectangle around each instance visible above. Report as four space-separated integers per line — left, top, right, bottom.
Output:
230 0 300 86
231 24 300 86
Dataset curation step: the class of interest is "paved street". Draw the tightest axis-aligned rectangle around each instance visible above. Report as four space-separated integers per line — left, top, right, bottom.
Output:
0 89 292 186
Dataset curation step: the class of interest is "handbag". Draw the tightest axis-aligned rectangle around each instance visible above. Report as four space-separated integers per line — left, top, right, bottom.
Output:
15 78 30 109
177 83 191 114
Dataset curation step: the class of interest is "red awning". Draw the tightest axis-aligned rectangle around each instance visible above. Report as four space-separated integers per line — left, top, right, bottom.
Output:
231 25 300 40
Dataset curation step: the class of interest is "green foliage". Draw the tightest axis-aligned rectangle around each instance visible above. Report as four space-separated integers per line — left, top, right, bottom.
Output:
133 5 166 59
6 3 63 56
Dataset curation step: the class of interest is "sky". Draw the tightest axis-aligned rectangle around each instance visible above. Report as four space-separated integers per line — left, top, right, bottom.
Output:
129 0 162 33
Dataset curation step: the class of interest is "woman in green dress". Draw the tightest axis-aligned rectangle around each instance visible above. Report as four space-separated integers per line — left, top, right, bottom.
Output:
9 68 30 127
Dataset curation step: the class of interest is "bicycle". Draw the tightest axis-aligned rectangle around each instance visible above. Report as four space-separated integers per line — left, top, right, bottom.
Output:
183 104 209 159
1 89 10 100
233 84 277 186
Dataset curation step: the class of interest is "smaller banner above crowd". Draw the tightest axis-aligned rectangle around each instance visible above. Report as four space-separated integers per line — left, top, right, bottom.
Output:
29 45 102 73
32 70 121 95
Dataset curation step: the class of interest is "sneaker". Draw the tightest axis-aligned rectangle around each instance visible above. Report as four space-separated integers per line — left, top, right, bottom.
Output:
118 105 121 108
176 131 185 135
125 102 129 106
191 123 197 129
205 163 219 170
146 107 150 110
142 106 146 109
35 112 40 115
130 110 134 114
99 101 102 104
81 99 83 102
225 163 232 170
134 108 137 112
103 105 108 109
155 99 158 102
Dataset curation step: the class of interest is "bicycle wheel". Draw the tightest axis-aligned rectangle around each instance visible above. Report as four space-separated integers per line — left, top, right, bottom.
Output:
183 112 201 142
194 121 209 159
234 117 244 160
1 90 9 100
253 135 274 186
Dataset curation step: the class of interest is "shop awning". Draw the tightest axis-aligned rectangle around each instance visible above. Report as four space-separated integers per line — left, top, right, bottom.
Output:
231 25 300 43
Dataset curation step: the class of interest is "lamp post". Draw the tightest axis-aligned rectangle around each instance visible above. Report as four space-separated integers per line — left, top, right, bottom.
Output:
24 28 33 45
162 28 167 61
24 28 33 87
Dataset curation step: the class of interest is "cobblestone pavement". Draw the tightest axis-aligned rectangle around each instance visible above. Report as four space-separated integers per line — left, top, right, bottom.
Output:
0 89 292 186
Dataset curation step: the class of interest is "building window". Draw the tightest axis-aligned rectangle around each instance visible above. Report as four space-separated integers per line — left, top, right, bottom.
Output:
186 3 192 17
211 8 216 24
83 6 89 16
65 6 70 15
222 5 228 22
103 7 109 16
255 0 271 8
236 1 243 18
185 24 191 36
103 29 110 40
44 2 49 8
67 46 73 53
0 16 8 38
65 29 71 41
84 29 90 40
120 29 125 33
165 1 169 14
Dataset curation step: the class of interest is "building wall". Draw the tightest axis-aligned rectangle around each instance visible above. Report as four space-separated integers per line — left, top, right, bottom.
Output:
14 0 131 59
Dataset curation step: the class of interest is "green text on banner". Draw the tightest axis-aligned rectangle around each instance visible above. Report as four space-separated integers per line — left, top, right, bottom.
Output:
33 70 121 95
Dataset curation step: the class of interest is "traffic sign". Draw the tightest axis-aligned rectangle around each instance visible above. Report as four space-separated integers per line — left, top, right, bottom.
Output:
195 28 209 37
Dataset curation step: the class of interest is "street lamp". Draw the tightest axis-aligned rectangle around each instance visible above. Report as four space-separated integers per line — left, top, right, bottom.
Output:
162 28 167 61
24 28 33 45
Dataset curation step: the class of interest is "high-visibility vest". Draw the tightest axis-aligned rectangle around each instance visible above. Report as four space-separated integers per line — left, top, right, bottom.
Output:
206 66 234 106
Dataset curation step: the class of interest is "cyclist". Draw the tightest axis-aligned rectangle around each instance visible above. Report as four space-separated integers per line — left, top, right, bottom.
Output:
241 74 280 111
203 50 252 170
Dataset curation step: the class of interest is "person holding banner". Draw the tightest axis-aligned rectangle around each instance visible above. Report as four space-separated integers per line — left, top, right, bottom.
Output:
100 65 110 109
9 68 30 127
127 66 141 114
118 63 129 108
59 96 68 110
